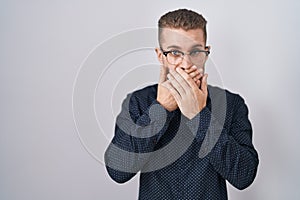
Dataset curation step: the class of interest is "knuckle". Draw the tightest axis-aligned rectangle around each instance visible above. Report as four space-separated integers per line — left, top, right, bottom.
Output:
186 76 192 82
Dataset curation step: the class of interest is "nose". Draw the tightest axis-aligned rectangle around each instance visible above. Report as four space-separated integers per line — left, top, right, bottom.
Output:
179 54 193 70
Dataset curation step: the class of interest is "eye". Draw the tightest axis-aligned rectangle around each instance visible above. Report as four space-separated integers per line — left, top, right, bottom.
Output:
170 50 182 56
189 50 201 56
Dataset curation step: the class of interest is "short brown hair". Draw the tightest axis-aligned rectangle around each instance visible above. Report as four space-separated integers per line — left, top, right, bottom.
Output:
158 9 207 44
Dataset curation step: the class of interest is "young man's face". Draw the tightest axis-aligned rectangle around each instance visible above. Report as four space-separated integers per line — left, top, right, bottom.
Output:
156 28 210 72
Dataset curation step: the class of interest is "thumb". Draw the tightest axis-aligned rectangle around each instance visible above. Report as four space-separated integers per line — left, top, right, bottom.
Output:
201 74 208 94
159 65 168 83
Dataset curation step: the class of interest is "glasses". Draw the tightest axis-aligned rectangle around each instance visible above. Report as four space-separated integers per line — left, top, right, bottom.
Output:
160 47 210 66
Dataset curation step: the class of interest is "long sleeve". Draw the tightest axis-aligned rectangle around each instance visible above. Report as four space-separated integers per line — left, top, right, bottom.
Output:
207 95 259 189
104 91 175 183
105 85 259 199
184 92 259 190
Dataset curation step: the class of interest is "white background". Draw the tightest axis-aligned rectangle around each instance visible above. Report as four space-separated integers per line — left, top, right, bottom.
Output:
1 0 300 199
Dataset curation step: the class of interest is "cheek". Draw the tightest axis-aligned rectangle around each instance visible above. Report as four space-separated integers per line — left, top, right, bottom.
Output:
162 59 176 70
167 65 177 70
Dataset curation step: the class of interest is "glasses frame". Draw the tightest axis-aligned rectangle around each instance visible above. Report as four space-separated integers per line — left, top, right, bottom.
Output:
160 47 210 65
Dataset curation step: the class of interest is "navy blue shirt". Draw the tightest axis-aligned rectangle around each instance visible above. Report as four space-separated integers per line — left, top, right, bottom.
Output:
105 84 259 200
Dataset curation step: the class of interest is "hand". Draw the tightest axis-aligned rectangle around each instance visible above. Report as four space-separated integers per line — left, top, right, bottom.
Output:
163 67 208 119
184 65 204 84
157 66 202 112
157 66 178 111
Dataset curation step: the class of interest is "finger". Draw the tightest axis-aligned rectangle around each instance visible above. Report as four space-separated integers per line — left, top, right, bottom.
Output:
195 73 203 80
187 66 204 76
184 65 197 74
159 66 168 83
189 70 200 79
192 72 203 81
196 79 201 87
169 69 191 93
198 68 204 76
160 80 169 89
163 80 181 103
191 70 203 85
167 73 186 97
193 74 202 83
175 67 198 90
200 74 208 94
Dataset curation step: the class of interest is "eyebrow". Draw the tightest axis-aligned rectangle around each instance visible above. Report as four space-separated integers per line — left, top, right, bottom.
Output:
191 44 204 48
166 45 182 49
166 44 204 50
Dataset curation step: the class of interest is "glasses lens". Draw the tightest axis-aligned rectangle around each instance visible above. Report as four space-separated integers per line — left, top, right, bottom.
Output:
190 52 207 66
166 51 208 65
166 54 182 65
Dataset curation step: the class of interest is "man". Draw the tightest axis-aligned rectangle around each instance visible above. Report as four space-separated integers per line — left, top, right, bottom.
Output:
105 8 259 199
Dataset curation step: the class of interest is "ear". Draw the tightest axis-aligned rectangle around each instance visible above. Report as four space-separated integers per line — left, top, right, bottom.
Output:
155 47 164 65
204 45 211 63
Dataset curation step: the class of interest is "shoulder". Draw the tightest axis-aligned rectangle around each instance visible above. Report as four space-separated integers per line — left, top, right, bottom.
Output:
208 85 250 126
131 84 157 98
130 84 158 103
208 85 247 109
123 84 158 113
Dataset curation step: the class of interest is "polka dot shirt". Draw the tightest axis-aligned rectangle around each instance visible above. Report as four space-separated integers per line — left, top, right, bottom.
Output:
105 84 259 200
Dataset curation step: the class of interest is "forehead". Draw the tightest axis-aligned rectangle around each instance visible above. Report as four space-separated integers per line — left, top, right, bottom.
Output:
160 28 205 49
